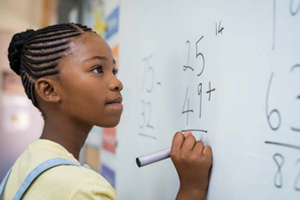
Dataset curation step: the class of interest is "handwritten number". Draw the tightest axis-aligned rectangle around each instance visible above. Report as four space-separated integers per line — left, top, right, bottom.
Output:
139 100 146 129
183 41 194 71
142 61 147 92
266 73 282 130
146 102 154 129
183 37 205 76
291 64 300 132
142 55 155 93
140 100 154 129
139 55 156 136
267 4 300 192
196 36 205 76
198 83 203 118
290 0 300 15
215 21 224 35
146 66 155 93
182 87 194 125
273 153 284 188
294 159 300 191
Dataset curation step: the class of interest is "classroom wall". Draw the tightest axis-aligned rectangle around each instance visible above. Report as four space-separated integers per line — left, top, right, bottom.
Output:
0 0 56 180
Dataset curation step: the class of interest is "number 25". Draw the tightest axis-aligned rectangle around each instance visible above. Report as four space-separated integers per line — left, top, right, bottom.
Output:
183 36 205 76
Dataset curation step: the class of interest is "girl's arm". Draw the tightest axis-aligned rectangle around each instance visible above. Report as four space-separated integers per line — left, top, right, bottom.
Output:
170 131 212 200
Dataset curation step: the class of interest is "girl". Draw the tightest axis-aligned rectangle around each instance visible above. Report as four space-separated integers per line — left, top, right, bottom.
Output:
0 23 212 200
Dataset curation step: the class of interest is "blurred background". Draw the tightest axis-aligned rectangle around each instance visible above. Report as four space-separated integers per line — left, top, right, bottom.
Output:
0 0 118 185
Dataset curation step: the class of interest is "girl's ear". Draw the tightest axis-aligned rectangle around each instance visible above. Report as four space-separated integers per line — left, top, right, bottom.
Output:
35 78 61 103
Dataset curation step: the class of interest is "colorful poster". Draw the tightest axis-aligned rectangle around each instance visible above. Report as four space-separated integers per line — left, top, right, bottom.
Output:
86 126 102 147
105 6 119 40
101 164 115 188
84 145 100 171
83 0 106 36
112 45 119 70
102 127 116 154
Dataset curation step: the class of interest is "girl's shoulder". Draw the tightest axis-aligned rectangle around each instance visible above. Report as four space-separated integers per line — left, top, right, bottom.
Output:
4 139 116 200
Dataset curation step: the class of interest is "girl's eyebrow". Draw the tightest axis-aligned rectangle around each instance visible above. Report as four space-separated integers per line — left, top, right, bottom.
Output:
82 56 107 63
82 56 116 66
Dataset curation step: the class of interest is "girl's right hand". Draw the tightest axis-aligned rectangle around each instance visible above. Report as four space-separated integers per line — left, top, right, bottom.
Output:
170 131 212 200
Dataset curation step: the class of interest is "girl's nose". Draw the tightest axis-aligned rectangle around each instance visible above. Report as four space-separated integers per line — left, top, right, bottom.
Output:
109 76 123 92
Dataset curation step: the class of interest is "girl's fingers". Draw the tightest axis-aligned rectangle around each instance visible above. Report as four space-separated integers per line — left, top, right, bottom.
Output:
171 132 185 151
193 140 204 154
181 134 196 151
203 145 212 160
183 131 192 137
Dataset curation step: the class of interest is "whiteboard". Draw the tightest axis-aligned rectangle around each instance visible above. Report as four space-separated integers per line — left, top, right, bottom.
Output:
115 1 300 199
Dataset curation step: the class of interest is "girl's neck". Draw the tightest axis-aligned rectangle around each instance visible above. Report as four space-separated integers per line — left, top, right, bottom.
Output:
40 117 92 160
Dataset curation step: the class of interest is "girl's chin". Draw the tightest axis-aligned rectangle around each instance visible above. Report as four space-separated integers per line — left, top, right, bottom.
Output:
97 119 121 128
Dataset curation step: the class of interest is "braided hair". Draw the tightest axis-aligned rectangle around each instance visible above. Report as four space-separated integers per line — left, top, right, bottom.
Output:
8 23 93 109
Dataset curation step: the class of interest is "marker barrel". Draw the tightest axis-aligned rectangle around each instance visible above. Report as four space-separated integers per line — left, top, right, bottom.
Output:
136 148 171 167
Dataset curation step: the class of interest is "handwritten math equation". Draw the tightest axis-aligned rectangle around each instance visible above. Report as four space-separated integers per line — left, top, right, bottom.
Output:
266 0 300 191
137 21 224 140
138 55 161 139
180 21 223 135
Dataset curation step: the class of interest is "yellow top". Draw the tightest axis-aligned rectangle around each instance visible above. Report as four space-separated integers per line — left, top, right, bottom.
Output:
3 139 117 200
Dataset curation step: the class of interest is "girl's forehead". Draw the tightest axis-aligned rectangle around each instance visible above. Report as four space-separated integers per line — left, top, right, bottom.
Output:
68 33 112 58
59 33 113 68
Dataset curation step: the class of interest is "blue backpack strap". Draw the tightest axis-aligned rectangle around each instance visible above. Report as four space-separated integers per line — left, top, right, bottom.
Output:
0 167 13 200
0 158 81 200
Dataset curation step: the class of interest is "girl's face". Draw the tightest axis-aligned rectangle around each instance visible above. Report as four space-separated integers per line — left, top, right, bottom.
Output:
56 32 123 127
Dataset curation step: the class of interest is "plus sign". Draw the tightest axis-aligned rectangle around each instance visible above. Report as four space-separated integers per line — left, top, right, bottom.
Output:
206 82 215 101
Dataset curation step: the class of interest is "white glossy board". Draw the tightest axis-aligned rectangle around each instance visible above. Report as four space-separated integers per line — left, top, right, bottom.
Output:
115 1 300 199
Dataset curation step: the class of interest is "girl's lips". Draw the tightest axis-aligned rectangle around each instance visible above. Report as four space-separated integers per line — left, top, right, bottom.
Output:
106 98 123 110
107 97 123 104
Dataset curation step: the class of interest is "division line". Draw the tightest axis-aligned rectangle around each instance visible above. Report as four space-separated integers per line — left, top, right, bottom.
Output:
138 133 157 140
181 129 208 133
265 141 300 150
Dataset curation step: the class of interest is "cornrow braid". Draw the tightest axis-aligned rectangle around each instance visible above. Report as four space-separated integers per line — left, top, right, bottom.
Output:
8 23 93 108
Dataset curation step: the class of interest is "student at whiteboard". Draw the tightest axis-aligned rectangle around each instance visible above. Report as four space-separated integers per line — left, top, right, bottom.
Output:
0 23 212 200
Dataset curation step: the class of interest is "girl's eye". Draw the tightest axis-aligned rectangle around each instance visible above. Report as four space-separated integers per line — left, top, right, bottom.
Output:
113 69 118 76
92 66 103 74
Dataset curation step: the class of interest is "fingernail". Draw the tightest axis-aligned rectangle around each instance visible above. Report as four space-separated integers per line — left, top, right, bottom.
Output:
183 131 192 137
